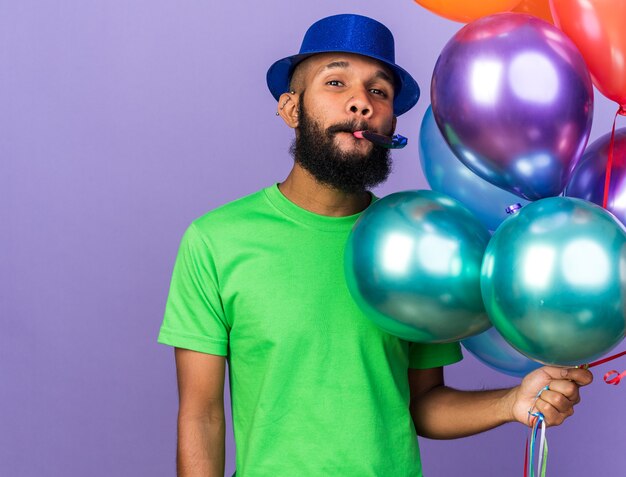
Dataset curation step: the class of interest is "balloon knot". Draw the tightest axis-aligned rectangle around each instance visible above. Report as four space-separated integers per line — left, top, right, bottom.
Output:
619 105 626 116
506 203 523 215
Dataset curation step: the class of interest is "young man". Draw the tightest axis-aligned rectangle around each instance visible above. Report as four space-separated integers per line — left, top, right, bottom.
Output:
158 14 592 477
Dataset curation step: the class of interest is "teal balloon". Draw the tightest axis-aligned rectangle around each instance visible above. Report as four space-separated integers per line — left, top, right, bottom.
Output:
419 105 530 231
481 197 626 366
462 327 542 378
345 190 492 343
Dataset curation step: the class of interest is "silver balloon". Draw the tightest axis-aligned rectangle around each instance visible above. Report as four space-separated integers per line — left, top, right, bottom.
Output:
345 190 491 343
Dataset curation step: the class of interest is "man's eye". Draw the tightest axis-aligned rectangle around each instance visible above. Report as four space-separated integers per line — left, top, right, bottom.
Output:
326 80 344 87
370 88 387 97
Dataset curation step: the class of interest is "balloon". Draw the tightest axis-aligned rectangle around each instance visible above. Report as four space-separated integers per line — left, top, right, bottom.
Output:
462 327 542 377
413 0 520 23
345 190 491 343
566 128 626 226
513 0 553 24
481 197 626 366
431 13 594 201
550 0 626 109
419 105 530 231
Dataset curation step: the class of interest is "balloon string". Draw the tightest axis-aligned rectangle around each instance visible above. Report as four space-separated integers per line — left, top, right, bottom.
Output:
537 419 548 477
524 437 529 477
584 350 626 368
524 386 549 476
524 413 548 477
602 106 626 209
580 350 626 385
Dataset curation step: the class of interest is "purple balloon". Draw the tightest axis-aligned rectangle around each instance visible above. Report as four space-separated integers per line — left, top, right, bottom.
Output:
566 128 626 225
431 13 593 201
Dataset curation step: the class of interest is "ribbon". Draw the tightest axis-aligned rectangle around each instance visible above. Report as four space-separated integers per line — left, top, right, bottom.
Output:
603 369 626 385
524 386 549 477
581 349 626 386
602 105 626 209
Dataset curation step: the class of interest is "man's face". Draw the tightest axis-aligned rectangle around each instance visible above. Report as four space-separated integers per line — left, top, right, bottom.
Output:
296 53 396 153
289 53 398 193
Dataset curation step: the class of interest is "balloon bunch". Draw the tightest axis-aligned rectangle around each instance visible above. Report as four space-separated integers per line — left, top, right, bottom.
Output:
345 3 626 381
345 3 626 475
420 1 626 373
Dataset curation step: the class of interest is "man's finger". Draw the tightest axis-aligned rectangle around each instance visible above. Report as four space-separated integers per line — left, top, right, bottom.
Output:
540 366 594 386
543 380 580 403
535 398 573 427
539 389 577 413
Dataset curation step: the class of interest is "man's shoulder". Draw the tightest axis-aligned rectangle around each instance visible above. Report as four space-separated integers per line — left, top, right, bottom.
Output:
192 185 273 232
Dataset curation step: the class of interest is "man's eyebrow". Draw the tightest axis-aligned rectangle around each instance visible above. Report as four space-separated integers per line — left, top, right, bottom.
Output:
374 69 394 86
318 61 394 86
321 61 351 71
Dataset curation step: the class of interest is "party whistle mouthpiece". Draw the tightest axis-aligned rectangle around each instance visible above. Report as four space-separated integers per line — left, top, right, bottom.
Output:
353 131 408 149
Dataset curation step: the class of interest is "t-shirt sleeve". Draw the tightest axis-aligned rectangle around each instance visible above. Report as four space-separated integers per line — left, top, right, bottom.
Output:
408 341 463 369
158 223 230 356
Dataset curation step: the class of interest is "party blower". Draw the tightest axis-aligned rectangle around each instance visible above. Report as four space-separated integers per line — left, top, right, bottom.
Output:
353 131 408 149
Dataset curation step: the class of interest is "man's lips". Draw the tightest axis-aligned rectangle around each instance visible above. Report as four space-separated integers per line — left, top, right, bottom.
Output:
332 130 373 142
328 123 371 135
334 131 374 150
353 130 387 144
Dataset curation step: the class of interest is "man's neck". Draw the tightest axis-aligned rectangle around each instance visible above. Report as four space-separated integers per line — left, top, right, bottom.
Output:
278 164 371 217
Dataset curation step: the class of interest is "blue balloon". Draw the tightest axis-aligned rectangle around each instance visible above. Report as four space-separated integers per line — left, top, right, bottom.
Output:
345 190 492 343
419 105 530 232
481 197 626 366
462 327 542 378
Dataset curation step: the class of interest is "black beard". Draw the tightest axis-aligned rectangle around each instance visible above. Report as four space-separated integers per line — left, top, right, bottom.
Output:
289 93 392 194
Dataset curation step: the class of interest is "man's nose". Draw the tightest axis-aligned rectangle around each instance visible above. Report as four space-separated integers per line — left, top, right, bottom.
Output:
346 89 373 118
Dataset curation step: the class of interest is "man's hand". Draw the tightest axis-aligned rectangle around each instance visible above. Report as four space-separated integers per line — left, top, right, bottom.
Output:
507 366 593 427
409 365 593 439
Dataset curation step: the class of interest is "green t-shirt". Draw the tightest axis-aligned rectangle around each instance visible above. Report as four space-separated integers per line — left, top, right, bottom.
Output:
159 184 462 476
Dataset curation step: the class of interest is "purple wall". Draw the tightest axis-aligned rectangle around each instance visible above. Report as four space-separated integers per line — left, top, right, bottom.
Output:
2 1 624 476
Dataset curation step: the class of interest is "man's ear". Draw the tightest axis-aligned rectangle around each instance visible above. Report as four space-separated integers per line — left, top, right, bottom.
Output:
277 92 299 128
